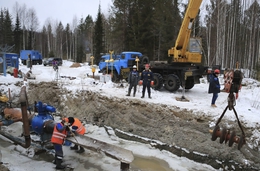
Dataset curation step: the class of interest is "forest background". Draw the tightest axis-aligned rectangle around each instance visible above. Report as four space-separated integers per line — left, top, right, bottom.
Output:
0 0 260 79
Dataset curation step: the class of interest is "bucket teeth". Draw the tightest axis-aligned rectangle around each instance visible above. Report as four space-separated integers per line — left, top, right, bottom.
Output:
219 128 227 144
210 126 245 150
224 130 230 144
211 125 220 141
228 131 236 147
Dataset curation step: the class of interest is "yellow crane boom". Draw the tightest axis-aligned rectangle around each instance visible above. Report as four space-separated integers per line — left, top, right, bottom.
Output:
168 0 203 64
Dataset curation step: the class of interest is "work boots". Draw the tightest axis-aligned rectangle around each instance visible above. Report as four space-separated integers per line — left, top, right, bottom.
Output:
70 144 78 150
76 146 85 153
53 155 64 164
55 156 65 170
56 159 65 170
141 92 144 98
148 93 152 99
133 90 136 97
126 89 131 96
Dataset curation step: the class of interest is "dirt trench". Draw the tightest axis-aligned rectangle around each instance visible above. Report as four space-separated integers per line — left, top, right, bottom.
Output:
16 82 260 170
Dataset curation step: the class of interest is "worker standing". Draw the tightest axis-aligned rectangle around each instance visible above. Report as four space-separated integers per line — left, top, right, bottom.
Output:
208 69 221 107
126 65 139 97
67 117 86 153
51 119 70 170
27 54 32 70
140 64 153 99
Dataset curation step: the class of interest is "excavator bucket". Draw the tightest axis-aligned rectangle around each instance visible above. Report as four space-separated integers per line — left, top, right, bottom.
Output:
209 126 245 150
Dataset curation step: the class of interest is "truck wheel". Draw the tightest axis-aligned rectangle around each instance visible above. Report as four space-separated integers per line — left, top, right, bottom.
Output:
164 74 180 92
139 56 149 66
182 78 195 89
152 73 163 90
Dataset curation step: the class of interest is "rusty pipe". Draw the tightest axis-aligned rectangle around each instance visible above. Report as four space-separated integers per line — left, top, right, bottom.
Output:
19 86 31 148
0 86 31 148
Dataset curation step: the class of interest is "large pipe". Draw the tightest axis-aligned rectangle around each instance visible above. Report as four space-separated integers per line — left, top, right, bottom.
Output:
0 87 31 148
19 86 31 148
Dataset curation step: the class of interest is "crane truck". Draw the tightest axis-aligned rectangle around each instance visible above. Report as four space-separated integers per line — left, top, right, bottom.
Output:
150 0 207 95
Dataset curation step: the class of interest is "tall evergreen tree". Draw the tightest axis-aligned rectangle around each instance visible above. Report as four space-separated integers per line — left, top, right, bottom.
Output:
41 25 48 58
0 9 4 45
13 13 22 53
64 23 71 60
84 15 94 53
3 9 13 46
153 0 180 60
93 5 104 64
77 18 85 62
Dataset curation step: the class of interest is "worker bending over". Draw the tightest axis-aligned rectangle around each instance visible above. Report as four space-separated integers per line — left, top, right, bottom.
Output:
66 117 86 153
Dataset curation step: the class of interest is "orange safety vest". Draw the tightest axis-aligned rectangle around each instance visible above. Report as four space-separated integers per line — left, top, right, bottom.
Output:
72 118 85 135
51 123 67 145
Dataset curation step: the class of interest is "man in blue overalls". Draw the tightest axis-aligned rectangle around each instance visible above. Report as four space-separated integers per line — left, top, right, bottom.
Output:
140 64 153 98
126 65 139 97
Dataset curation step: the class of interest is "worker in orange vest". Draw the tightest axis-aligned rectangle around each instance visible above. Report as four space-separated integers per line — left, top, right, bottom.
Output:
67 117 86 153
51 118 70 169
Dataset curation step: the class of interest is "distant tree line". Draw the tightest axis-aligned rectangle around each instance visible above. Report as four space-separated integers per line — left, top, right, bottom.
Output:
0 0 259 79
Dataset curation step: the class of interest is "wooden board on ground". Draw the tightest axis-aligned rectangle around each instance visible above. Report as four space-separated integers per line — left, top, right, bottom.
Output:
66 134 134 164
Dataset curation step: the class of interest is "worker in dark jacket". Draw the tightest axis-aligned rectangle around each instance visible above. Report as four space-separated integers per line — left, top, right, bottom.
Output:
208 69 221 107
51 119 70 169
140 64 153 98
67 117 86 153
126 65 139 97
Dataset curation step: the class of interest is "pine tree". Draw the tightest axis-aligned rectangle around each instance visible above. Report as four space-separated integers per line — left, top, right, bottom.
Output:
0 9 4 45
13 13 22 53
64 23 71 60
77 18 85 63
41 25 48 58
84 15 94 54
3 9 13 46
93 5 104 64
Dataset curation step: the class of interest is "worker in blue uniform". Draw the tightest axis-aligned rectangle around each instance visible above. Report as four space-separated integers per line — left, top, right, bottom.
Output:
126 65 139 97
140 64 153 99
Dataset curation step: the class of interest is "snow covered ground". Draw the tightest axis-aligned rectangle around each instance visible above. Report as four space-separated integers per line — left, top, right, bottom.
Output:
0 60 260 171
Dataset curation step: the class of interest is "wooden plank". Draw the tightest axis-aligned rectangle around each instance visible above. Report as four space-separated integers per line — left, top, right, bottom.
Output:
66 134 134 164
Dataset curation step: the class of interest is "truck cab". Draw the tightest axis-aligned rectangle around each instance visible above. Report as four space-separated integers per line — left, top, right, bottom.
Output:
99 51 148 82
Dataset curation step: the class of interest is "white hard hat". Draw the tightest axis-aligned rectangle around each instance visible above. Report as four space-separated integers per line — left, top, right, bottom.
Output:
133 65 137 68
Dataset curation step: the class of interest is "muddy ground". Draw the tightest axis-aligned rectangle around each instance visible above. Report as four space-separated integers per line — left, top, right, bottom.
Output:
5 82 260 170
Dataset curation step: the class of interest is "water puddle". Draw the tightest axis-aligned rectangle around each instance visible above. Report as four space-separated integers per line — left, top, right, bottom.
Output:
131 155 174 171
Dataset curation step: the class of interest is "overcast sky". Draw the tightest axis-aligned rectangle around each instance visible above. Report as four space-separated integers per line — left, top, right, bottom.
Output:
0 0 112 29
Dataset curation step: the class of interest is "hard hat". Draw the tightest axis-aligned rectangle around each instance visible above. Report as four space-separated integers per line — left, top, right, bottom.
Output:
145 64 150 67
214 69 220 74
133 65 137 68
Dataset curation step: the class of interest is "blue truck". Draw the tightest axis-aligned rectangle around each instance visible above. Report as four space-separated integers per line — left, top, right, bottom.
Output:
98 51 149 82
0 53 19 73
20 50 43 65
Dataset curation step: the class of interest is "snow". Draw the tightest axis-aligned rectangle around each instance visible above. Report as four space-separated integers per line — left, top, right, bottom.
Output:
1 60 260 171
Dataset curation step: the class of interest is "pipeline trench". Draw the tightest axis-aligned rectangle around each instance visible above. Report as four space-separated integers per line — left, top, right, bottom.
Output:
2 81 260 170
